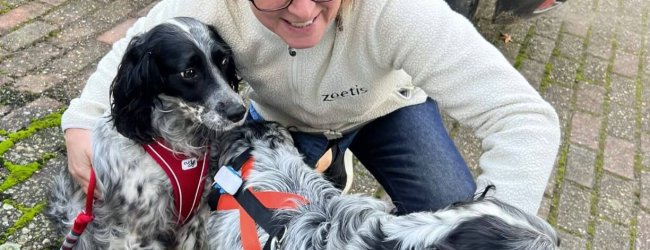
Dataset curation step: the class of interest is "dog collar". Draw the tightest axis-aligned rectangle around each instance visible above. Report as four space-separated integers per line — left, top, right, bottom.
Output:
143 139 209 225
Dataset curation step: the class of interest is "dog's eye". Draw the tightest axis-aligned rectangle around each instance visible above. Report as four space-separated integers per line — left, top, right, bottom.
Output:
221 57 230 67
180 68 197 79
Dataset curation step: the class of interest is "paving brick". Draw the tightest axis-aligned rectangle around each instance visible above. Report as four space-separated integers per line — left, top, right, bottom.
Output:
14 73 65 94
565 144 596 188
39 0 69 6
549 57 580 86
97 17 137 45
518 59 545 90
0 21 57 51
562 14 592 38
537 196 552 220
554 0 593 16
603 135 636 179
5 0 31 7
639 211 650 250
616 28 644 55
558 231 588 250
0 43 62 77
43 66 94 103
575 83 605 114
0 104 12 117
543 85 572 129
526 35 556 62
91 0 136 25
645 53 650 75
582 55 609 86
4 213 59 249
0 2 50 35
557 33 584 60
597 174 636 224
614 50 640 78
4 153 65 206
544 165 557 197
494 41 520 65
557 182 591 235
454 126 482 178
644 81 650 133
48 39 109 75
42 0 100 26
51 18 107 47
609 75 638 107
500 21 532 44
0 97 62 132
642 171 650 209
533 16 562 40
0 75 13 86
593 219 630 250
594 0 621 17
0 202 23 234
135 0 160 17
0 47 8 60
643 135 650 168
614 15 647 35
570 112 602 150
586 35 613 59
607 103 637 141
620 0 647 22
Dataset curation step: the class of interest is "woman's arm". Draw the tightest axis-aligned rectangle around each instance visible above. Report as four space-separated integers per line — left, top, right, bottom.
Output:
370 0 561 214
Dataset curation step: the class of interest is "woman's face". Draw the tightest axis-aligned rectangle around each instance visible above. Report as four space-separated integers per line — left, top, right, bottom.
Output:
250 0 341 49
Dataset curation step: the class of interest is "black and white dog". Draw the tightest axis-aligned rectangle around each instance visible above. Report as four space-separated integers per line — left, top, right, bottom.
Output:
46 17 246 249
208 122 560 250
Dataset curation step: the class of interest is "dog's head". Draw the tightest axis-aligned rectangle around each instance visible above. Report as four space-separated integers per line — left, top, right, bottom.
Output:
110 17 246 144
429 186 561 250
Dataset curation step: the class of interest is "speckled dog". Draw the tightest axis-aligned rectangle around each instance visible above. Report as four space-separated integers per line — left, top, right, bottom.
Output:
46 17 245 249
208 121 560 250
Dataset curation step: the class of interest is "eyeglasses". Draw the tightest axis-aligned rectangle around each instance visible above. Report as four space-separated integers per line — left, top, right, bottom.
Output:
249 0 334 12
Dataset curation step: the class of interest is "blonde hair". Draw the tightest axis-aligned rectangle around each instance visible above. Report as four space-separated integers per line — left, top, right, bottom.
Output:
336 0 354 31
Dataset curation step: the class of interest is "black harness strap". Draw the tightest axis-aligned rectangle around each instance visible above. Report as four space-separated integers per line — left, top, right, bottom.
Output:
207 147 287 250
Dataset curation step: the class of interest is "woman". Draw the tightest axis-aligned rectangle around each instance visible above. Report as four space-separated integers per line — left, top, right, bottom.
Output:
62 0 560 215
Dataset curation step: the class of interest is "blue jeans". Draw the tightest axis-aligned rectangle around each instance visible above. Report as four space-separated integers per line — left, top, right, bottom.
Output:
248 98 476 214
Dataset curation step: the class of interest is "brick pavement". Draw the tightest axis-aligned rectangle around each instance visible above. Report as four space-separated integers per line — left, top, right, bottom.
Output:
0 0 648 249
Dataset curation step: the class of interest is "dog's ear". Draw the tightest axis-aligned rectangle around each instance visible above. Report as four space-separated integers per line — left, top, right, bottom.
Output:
224 56 240 92
109 34 162 144
207 25 240 92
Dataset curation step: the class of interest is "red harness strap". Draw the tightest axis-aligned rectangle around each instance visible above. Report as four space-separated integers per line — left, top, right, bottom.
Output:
143 140 209 225
215 157 309 250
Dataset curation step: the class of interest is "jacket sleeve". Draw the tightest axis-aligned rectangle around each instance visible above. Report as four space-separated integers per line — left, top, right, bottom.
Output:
60 0 220 130
369 0 561 214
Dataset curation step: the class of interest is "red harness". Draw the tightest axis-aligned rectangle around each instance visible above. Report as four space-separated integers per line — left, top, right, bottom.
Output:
143 140 209 225
62 140 208 249
212 156 309 250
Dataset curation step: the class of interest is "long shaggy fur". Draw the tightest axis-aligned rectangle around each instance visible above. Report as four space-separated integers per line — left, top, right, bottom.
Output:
46 17 246 249
208 122 560 250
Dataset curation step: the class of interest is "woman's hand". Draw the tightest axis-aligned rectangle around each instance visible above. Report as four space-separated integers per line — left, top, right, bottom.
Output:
64 128 101 198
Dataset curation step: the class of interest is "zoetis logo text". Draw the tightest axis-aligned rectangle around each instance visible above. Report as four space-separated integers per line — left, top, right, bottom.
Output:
322 85 368 102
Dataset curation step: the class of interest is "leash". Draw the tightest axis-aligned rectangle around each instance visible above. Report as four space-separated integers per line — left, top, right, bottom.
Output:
208 148 308 250
61 168 96 250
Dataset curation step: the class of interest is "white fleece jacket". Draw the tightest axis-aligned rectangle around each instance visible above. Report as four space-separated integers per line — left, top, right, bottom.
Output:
61 0 561 214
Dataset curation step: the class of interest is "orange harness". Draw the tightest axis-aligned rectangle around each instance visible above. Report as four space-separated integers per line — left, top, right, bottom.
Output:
209 154 308 250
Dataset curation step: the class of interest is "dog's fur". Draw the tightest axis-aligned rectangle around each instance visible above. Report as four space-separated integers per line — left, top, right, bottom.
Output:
46 17 246 249
208 122 560 250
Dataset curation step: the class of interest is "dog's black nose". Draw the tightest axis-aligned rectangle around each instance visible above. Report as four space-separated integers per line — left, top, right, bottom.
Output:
226 105 246 122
